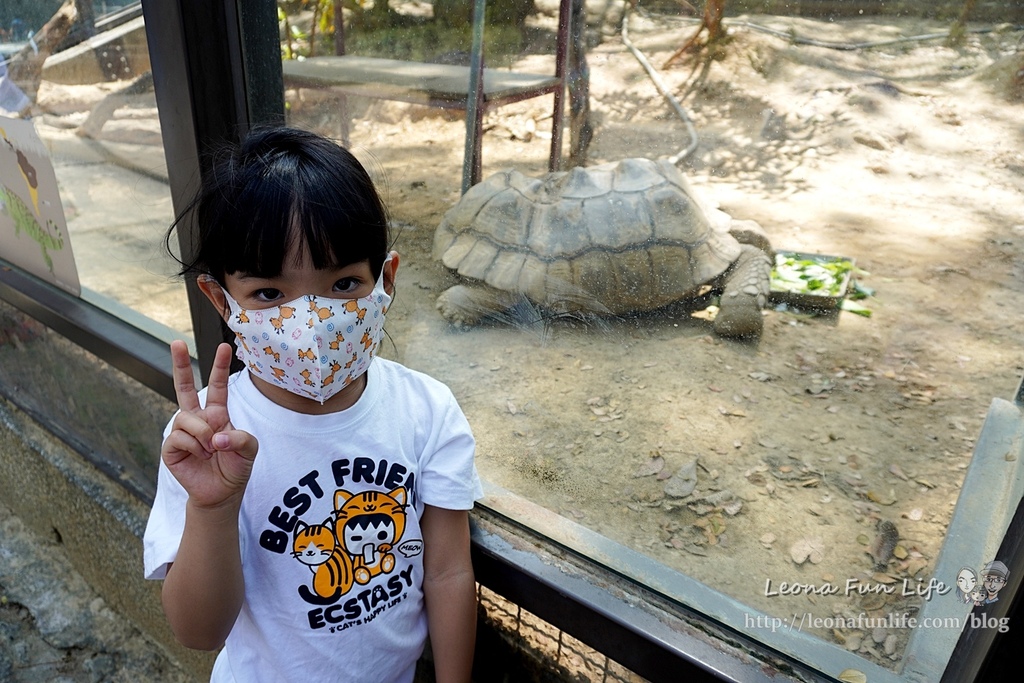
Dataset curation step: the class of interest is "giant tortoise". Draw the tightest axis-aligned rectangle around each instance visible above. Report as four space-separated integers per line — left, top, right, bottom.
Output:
432 158 773 337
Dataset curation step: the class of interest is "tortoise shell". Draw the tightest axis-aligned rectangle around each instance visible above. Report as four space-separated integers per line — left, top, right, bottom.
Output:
432 158 741 314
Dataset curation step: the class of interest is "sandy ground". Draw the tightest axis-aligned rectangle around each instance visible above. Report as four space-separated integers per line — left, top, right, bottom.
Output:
339 7 1024 668
29 3 1024 673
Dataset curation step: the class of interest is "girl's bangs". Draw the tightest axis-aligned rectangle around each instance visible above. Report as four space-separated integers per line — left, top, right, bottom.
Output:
289 161 389 274
217 190 387 278
212 173 296 278
294 207 386 273
186 128 390 280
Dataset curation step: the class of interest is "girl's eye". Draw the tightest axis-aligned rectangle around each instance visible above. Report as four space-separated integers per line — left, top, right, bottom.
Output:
253 288 283 302
333 278 361 294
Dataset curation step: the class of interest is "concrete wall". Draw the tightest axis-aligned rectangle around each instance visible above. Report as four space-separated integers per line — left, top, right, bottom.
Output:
0 396 214 681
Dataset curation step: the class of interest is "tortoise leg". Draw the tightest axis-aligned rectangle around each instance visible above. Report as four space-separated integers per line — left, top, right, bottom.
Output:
714 244 772 338
436 284 525 326
727 218 775 261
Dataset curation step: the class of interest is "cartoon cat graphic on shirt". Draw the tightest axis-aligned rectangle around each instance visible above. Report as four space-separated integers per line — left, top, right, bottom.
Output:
292 519 355 603
335 487 409 584
292 486 411 603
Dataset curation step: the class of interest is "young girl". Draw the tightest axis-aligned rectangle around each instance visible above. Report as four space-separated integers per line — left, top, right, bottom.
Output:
143 127 482 683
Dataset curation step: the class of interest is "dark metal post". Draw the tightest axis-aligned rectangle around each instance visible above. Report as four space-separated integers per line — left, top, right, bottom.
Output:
461 0 488 194
548 0 572 173
238 0 286 127
331 0 350 144
140 0 283 383
334 0 346 55
566 0 591 168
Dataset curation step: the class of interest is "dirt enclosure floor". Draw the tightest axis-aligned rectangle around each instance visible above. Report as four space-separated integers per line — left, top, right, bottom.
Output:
340 6 1024 668
33 1 1024 673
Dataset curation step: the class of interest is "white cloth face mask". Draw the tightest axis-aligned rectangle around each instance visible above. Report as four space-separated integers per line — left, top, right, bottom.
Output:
213 260 392 404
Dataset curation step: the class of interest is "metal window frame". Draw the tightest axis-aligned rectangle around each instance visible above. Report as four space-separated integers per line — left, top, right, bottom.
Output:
470 507 832 683
141 0 284 385
0 260 175 401
0 1 1020 681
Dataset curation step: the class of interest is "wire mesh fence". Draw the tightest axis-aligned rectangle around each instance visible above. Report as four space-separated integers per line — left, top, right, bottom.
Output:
477 585 648 683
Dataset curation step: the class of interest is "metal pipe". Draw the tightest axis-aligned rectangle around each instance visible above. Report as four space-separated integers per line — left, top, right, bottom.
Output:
461 0 488 194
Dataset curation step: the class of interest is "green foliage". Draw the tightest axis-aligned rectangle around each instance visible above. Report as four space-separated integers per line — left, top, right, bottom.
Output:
278 0 524 64
279 0 338 59
346 22 523 64
432 0 535 29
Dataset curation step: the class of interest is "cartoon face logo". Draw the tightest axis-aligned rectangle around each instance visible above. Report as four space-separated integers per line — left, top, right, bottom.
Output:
955 567 978 604
981 560 1010 603
985 574 1007 592
957 569 976 593
956 560 1010 605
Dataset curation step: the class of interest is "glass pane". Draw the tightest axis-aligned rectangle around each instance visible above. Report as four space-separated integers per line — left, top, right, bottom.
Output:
0 299 176 501
272 0 1024 677
21 1 190 342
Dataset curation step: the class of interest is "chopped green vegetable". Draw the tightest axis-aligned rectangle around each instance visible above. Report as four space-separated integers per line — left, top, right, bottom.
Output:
851 281 875 300
841 299 872 317
770 253 858 297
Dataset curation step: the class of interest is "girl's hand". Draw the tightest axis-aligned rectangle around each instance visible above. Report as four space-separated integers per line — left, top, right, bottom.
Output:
161 340 258 509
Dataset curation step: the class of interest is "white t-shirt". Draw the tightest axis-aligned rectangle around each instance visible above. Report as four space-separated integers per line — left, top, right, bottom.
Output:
144 358 483 683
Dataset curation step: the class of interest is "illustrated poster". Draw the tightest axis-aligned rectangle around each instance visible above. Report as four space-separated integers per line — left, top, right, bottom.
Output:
0 115 80 295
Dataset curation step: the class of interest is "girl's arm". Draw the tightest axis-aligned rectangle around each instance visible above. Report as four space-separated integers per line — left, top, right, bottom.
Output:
161 496 246 649
159 341 258 649
421 504 477 683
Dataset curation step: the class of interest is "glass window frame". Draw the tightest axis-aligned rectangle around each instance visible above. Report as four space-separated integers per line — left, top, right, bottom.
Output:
0 1 1020 680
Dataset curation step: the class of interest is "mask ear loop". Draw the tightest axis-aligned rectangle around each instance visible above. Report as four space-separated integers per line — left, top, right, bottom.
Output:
375 254 394 288
196 274 237 320
194 274 247 374
374 255 396 354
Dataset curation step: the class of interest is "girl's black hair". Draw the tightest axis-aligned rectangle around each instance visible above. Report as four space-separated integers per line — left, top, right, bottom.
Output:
168 127 390 283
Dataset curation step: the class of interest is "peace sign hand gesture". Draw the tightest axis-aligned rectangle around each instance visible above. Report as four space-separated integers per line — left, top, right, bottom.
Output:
161 340 258 510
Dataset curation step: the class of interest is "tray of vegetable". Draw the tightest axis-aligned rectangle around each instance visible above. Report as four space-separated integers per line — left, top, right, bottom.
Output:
769 251 858 311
